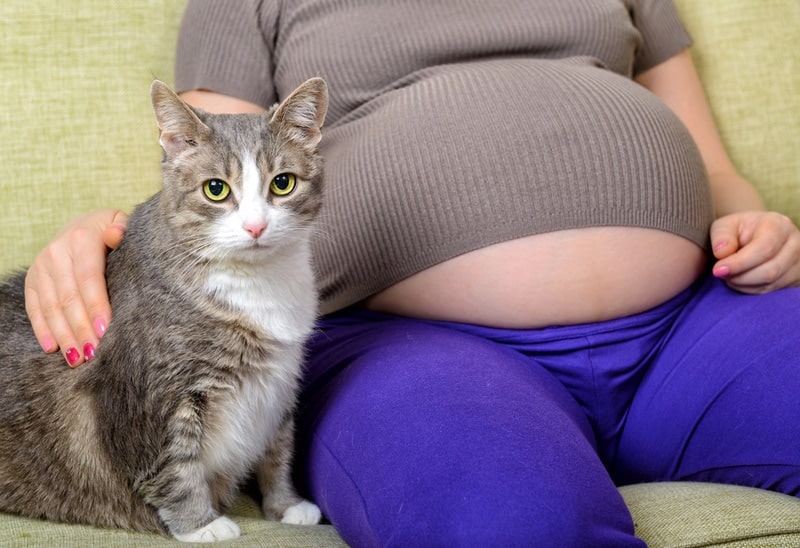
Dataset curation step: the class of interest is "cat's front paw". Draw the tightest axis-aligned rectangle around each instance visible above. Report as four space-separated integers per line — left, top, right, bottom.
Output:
281 500 322 525
173 516 241 543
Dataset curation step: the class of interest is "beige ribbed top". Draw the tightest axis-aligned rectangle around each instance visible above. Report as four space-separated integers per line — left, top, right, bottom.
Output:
176 0 713 314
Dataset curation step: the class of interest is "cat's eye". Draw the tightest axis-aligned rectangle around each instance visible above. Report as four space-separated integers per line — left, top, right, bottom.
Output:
270 173 296 196
203 179 231 202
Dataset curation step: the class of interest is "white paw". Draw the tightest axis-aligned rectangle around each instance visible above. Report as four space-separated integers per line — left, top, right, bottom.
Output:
173 516 241 543
281 500 322 525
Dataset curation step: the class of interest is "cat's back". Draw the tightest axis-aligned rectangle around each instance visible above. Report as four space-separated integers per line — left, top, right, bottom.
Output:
0 270 78 417
0 268 164 533
0 270 42 359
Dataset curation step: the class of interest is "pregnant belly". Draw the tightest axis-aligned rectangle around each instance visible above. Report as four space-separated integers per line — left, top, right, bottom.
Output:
364 227 707 328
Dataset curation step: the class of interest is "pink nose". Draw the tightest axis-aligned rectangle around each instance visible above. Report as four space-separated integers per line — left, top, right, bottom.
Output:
244 222 267 239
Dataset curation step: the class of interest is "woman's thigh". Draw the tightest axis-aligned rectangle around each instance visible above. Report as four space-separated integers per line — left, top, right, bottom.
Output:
295 312 644 548
616 278 800 494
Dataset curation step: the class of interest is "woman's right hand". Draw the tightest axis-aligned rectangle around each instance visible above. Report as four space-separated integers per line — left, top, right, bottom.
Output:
24 209 128 367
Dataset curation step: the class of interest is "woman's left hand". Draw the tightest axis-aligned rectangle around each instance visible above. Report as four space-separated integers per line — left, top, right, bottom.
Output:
710 211 800 294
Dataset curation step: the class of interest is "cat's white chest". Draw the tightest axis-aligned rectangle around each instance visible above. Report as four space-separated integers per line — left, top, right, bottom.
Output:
203 353 300 476
201 249 316 474
204 246 317 344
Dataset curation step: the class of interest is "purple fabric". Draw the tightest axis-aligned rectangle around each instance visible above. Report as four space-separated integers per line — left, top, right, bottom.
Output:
294 274 800 546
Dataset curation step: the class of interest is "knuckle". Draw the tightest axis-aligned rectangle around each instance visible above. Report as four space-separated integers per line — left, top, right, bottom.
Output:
760 265 782 286
38 297 63 320
66 225 95 248
37 240 67 269
38 290 80 320
58 289 84 311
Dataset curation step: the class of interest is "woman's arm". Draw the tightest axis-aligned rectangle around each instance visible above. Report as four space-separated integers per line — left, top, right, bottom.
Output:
636 49 800 293
635 49 765 216
178 90 267 114
26 90 265 366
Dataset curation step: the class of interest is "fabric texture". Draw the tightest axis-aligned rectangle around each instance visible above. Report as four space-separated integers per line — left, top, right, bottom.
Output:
0 0 799 547
2 492 346 547
0 1 184 273
620 482 800 547
296 306 645 547
295 277 800 546
176 0 712 314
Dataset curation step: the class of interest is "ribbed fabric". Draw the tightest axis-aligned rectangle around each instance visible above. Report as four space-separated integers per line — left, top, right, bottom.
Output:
175 0 712 314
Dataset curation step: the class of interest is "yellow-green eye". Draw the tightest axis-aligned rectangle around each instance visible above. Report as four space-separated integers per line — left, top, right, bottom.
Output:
270 173 296 196
203 179 231 202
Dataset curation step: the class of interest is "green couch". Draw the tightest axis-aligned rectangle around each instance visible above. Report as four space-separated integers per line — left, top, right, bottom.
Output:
1 1 798 546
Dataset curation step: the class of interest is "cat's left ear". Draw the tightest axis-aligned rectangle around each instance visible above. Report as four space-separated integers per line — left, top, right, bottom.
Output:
270 78 328 148
150 80 211 157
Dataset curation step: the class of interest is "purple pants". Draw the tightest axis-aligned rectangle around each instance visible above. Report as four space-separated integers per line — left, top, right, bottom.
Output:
294 275 800 547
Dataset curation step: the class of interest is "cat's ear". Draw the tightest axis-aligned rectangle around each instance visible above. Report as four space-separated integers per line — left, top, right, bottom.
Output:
150 80 211 157
270 78 328 148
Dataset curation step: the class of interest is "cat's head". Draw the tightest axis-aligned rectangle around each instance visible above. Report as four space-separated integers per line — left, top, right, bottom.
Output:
149 78 327 264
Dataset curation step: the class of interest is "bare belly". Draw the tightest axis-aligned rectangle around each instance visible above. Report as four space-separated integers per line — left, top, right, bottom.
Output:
364 227 707 328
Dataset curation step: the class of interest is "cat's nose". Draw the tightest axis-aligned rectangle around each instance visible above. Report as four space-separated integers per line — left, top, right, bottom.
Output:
244 222 267 239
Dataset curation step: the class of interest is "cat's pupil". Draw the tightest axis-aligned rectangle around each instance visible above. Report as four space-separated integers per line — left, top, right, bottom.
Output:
274 175 290 191
208 179 225 196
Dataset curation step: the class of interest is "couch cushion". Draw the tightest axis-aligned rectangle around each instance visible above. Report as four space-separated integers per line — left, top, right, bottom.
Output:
0 1 186 273
620 482 800 547
673 0 800 223
2 493 347 547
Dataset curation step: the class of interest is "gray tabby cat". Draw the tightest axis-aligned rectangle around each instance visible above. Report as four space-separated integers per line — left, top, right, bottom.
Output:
0 77 327 542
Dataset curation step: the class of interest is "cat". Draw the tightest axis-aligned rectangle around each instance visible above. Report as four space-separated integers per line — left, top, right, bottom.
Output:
0 77 327 542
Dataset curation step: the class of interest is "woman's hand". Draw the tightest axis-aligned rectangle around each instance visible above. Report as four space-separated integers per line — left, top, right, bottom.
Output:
710 211 800 294
24 209 128 367
638 51 800 295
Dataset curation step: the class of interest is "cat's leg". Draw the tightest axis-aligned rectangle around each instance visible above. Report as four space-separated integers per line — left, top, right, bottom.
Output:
137 395 242 542
257 414 322 525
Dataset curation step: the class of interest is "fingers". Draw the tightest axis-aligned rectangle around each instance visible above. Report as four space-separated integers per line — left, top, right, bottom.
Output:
25 244 92 367
24 210 126 367
712 212 800 293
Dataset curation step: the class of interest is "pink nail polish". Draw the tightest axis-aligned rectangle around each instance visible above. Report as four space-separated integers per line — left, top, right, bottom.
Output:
713 265 731 278
65 347 81 367
713 241 729 252
93 317 108 338
83 343 96 363
41 337 57 353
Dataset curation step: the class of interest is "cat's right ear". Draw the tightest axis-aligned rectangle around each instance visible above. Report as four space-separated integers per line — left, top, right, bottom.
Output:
150 80 210 157
270 78 328 149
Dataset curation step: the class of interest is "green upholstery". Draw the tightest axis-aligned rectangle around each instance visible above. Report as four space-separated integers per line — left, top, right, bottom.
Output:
3 494 346 548
674 0 800 218
620 483 800 547
0 1 798 546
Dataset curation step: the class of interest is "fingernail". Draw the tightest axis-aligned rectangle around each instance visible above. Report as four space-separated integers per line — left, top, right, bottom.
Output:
41 337 57 353
65 347 81 367
93 317 108 339
713 265 731 278
83 343 96 363
713 241 728 252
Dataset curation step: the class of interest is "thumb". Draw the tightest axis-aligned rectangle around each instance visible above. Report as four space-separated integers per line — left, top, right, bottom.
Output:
709 218 740 260
102 210 129 250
